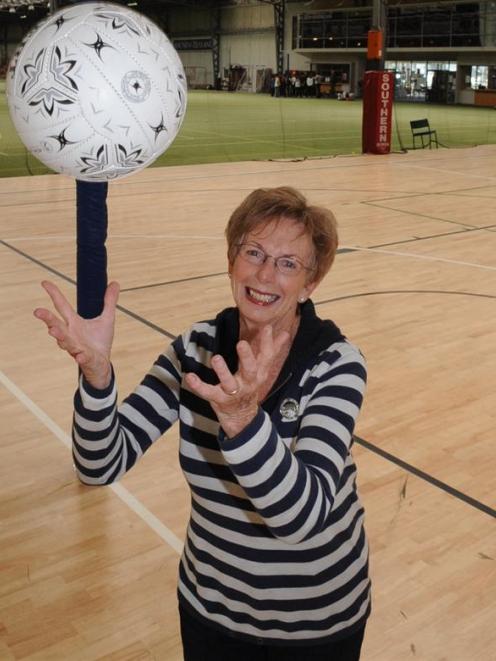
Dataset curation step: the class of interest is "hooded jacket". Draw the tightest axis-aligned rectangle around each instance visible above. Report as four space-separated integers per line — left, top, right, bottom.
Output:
73 300 370 645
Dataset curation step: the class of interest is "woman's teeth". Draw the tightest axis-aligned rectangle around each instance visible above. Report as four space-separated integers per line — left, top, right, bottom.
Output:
247 288 278 304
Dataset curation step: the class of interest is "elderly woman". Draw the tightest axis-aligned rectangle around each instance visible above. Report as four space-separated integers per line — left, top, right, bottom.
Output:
35 187 370 661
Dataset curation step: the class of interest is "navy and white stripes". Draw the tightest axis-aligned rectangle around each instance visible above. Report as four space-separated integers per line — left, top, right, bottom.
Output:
72 302 371 645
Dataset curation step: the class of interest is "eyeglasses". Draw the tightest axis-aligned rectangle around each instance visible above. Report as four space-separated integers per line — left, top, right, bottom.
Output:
236 243 314 277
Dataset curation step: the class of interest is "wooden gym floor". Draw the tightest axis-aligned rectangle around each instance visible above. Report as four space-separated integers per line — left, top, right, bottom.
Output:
1 145 495 660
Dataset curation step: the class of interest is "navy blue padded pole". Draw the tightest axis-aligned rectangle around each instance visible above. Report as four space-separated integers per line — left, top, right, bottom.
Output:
76 180 108 319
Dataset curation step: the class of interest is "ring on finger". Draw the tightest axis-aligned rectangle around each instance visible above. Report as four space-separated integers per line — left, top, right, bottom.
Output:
225 382 240 396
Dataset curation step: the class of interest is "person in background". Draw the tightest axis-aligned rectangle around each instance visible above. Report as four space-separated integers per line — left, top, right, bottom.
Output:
289 71 297 96
35 186 371 661
305 72 315 97
315 72 323 98
295 74 302 97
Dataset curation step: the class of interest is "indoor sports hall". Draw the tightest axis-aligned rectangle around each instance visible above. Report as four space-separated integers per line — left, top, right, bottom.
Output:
2 144 495 661
1 1 495 660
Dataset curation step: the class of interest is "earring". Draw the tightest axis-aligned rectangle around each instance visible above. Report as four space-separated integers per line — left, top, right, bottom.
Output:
298 296 306 303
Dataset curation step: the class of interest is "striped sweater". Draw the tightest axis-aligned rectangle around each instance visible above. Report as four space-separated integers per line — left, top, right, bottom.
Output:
73 300 370 645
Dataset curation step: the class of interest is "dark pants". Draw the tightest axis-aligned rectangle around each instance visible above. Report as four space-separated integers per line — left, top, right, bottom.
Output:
179 605 365 661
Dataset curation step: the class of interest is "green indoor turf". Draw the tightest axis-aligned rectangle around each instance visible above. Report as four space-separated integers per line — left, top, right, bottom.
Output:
1 81 495 178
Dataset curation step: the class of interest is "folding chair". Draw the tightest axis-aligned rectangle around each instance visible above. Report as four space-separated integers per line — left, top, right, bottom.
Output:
410 119 439 149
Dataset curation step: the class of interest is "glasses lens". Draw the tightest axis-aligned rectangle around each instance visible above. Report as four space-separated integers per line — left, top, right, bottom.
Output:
238 244 305 276
276 257 301 275
241 245 264 264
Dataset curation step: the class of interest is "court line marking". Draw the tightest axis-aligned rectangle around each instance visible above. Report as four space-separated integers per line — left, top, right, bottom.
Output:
122 271 228 292
316 289 496 305
1 146 494 195
3 362 494 542
0 239 176 339
2 234 225 242
121 249 355 293
369 224 496 249
0 187 454 209
2 175 493 215
396 162 496 182
0 368 184 555
354 436 495 519
343 245 496 271
362 200 475 230
3 243 494 521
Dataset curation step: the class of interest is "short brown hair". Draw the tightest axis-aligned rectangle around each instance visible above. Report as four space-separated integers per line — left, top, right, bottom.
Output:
225 186 338 283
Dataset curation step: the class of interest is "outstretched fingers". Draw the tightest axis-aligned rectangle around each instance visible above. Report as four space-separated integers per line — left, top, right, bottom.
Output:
102 281 120 319
33 306 69 343
185 372 223 402
187 325 292 411
186 353 247 404
40 280 75 324
254 325 291 368
211 354 243 396
33 306 57 328
34 281 83 356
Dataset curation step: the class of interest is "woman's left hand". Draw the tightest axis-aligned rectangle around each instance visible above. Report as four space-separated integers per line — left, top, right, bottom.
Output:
185 326 289 438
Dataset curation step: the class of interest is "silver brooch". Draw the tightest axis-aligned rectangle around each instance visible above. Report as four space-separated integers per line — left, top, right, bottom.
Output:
280 398 299 421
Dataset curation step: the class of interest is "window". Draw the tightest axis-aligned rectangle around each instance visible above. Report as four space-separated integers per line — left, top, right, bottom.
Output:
471 65 489 88
296 4 487 50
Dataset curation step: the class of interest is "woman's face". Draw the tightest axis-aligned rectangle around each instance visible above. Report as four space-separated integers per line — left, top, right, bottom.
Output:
229 217 318 334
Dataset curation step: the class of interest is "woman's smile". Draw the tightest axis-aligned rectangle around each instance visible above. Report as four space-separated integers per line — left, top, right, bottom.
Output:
230 217 318 337
245 286 280 305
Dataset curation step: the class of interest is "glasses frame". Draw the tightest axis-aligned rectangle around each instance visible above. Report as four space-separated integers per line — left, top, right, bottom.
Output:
235 242 315 277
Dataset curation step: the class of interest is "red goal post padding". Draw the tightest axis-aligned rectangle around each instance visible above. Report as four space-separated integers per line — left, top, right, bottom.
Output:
362 71 394 155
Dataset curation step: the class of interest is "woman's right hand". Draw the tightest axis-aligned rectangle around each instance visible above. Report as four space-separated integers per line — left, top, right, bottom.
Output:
34 280 120 389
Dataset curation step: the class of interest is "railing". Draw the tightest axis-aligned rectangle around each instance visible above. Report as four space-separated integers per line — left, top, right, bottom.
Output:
295 5 496 50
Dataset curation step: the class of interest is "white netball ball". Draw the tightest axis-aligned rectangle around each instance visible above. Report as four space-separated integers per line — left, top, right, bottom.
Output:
6 2 187 181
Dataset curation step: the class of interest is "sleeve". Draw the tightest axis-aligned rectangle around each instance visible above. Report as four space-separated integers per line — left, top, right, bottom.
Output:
72 333 186 485
219 343 367 544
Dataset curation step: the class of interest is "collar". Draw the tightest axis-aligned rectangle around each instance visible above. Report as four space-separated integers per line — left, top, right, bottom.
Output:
212 300 344 402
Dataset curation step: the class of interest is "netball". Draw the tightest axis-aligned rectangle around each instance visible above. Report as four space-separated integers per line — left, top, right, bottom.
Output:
6 1 187 181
